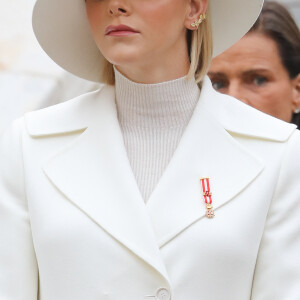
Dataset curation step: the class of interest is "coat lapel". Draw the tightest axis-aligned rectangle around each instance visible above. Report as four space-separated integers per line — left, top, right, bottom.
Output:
146 78 264 247
37 77 264 280
42 86 170 284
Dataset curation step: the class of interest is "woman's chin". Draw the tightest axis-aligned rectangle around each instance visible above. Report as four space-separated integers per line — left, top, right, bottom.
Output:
105 53 143 67
99 44 144 64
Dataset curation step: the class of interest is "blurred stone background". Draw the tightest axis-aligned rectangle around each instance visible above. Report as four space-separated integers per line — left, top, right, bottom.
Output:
0 0 99 133
0 0 299 133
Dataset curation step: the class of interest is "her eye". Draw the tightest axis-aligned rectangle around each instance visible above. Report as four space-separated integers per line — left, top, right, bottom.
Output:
212 80 227 90
253 76 267 86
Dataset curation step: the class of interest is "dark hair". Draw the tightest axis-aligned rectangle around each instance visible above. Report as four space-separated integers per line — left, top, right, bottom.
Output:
249 1 300 79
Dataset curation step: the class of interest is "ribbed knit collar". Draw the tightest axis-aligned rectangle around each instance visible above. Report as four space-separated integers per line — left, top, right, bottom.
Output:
114 66 200 129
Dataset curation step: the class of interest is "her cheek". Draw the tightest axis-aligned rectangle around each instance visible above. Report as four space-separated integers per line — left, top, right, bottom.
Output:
87 6 103 28
254 87 278 105
138 2 176 26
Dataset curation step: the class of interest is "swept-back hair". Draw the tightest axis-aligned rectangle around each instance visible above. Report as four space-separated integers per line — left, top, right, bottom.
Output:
249 1 300 79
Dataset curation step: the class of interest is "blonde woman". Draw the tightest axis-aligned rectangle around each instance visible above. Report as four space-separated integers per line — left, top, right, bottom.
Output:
0 0 300 299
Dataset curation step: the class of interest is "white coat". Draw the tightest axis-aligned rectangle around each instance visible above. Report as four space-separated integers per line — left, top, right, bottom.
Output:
1 77 300 300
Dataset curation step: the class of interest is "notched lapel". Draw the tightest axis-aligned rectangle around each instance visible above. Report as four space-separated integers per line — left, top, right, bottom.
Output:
40 78 267 282
42 87 170 284
146 80 264 248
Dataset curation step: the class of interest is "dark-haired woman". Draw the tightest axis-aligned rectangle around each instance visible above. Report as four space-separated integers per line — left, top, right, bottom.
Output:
209 1 300 128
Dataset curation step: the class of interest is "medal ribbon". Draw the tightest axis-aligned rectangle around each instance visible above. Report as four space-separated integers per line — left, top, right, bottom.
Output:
200 177 215 218
200 177 212 204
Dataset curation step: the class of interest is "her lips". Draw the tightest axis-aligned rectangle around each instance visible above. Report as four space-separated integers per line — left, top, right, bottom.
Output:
105 24 139 35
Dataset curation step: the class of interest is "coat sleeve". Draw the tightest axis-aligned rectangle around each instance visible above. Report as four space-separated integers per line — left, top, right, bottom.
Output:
0 118 38 299
251 130 300 300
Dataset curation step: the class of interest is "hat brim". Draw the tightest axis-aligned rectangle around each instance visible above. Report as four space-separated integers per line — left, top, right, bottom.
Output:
32 0 264 82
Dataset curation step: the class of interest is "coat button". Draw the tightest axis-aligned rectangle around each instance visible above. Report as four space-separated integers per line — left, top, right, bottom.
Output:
156 288 171 300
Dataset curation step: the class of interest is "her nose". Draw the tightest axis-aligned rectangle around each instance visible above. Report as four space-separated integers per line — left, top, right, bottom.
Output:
227 81 250 104
108 0 129 16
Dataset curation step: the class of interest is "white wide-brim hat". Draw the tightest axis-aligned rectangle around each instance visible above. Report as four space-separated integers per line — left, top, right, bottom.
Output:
32 0 264 82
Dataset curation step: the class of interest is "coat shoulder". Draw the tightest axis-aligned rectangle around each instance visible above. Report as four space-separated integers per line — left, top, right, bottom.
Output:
204 81 297 142
24 85 113 137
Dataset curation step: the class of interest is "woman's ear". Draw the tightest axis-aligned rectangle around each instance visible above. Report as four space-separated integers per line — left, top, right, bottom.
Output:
185 0 208 30
291 74 300 112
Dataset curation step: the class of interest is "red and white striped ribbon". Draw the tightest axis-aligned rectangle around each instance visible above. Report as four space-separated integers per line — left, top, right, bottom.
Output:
200 177 212 204
200 177 215 218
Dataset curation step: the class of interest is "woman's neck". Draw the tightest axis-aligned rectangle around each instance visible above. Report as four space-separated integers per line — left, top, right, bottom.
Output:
114 52 191 84
113 66 200 201
114 66 200 129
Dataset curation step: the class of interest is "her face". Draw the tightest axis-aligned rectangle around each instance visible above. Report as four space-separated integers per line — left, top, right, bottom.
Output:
85 0 207 82
208 33 300 122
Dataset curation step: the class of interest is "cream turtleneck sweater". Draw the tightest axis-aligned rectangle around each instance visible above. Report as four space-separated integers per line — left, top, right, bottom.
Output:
114 67 200 202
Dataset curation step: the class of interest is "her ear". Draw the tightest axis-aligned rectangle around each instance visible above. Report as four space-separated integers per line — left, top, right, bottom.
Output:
185 0 208 30
291 74 300 112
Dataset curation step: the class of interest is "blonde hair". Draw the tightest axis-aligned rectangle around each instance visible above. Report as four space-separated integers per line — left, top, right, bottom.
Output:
101 5 213 85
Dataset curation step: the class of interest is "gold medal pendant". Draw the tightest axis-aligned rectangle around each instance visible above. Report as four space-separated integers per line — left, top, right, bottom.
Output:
205 204 215 219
